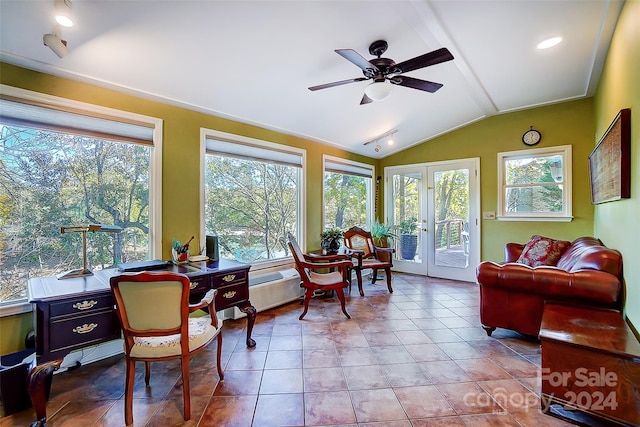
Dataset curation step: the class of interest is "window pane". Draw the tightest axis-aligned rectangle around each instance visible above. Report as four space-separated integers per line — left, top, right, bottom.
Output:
505 185 563 213
0 124 151 303
204 154 299 263
505 154 563 185
323 171 369 230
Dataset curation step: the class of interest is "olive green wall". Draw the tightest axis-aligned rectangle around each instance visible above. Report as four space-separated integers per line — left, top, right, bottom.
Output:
593 0 639 330
0 62 375 354
379 98 596 262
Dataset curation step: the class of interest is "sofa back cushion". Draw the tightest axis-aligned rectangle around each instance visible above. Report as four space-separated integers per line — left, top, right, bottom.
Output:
557 237 623 278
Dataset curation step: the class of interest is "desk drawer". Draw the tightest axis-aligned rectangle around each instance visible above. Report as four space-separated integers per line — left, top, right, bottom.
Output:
50 294 115 318
188 276 210 294
212 270 247 288
216 283 249 310
49 310 121 352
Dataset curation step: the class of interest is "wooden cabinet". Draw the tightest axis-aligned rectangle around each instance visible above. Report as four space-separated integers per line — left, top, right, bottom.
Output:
29 259 256 363
540 303 640 426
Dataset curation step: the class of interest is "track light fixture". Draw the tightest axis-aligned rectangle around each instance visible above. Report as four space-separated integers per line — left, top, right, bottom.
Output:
55 0 73 27
363 129 398 153
43 26 69 58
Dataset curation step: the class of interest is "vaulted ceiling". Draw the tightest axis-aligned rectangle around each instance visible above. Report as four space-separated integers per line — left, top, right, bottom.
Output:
0 0 624 158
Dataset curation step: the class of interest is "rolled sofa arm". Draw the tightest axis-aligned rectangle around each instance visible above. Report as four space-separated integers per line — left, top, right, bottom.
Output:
504 243 525 262
477 261 621 307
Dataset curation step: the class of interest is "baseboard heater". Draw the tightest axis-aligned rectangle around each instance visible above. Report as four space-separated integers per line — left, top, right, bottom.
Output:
223 268 302 320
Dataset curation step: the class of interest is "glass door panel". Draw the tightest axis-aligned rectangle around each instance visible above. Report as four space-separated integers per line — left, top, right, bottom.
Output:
427 160 479 282
388 167 426 275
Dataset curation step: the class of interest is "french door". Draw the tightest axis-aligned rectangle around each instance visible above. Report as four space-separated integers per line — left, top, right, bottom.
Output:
385 158 480 282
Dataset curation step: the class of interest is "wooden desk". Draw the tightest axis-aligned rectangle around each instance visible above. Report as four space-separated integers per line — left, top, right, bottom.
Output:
28 259 256 363
540 303 640 426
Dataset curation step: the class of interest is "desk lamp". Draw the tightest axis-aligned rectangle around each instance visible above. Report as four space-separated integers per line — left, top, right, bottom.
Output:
57 224 122 280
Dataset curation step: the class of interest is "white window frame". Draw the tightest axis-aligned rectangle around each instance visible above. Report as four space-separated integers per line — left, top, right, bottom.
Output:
322 155 375 230
0 85 163 317
200 128 306 273
497 145 572 222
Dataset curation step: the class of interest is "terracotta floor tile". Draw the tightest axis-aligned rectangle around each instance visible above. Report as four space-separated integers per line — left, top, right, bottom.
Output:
394 385 456 418
263 349 302 370
342 365 390 390
381 362 432 387
350 388 407 423
304 390 357 425
252 393 304 427
259 368 303 394
418 360 473 384
303 367 347 392
454 358 512 381
436 382 503 415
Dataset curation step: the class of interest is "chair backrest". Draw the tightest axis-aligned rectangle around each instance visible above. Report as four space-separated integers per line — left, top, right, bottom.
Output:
110 271 191 350
343 226 375 259
287 232 311 282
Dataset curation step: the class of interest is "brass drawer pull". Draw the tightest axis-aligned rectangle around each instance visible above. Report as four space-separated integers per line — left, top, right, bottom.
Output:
223 290 236 299
72 323 98 334
189 282 197 290
222 274 236 282
73 300 97 310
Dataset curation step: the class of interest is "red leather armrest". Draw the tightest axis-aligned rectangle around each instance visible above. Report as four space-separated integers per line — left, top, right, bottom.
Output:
505 243 525 262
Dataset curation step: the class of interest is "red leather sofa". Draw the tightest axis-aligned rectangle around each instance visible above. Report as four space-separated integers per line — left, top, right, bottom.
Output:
477 236 623 337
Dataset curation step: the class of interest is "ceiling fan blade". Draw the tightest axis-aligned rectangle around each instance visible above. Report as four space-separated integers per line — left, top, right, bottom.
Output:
392 76 443 93
335 49 379 74
360 94 373 105
394 47 454 74
308 77 367 91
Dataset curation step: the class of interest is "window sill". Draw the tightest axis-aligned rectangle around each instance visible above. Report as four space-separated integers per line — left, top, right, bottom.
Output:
497 215 573 222
0 300 32 317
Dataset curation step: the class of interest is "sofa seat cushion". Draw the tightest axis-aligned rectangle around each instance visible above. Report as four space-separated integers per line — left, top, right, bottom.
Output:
516 235 571 267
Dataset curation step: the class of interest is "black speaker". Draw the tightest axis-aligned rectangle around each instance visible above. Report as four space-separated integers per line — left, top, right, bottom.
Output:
206 235 219 261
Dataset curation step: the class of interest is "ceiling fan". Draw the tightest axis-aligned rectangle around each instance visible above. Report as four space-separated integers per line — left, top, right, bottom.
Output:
309 40 454 105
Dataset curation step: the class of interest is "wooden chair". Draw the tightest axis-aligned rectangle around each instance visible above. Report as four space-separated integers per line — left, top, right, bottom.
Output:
110 271 224 426
343 226 394 296
287 232 352 320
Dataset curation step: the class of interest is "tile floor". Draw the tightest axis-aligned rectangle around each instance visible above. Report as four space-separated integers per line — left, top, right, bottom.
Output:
2 273 578 426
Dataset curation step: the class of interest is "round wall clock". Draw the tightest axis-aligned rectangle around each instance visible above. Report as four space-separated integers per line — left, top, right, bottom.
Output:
522 127 542 146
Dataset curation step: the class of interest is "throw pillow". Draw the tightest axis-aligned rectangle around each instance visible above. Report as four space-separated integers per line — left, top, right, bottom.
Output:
516 235 571 267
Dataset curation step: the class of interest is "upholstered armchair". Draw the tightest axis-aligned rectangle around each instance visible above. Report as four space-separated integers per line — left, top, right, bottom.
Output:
110 271 224 425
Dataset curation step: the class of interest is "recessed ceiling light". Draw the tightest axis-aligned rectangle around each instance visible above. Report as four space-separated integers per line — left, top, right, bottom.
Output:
537 37 562 50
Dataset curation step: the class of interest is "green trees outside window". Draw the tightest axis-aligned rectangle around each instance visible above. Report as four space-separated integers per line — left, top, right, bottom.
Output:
0 125 151 303
204 155 300 263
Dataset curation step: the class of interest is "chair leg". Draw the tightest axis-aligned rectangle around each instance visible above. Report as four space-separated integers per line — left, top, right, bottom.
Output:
216 333 224 380
124 358 135 426
144 361 151 386
371 268 379 284
335 287 351 319
355 268 364 296
181 355 191 421
299 289 313 320
385 268 393 293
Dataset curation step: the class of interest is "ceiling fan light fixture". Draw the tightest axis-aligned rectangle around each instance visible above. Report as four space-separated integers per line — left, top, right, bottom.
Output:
364 80 392 101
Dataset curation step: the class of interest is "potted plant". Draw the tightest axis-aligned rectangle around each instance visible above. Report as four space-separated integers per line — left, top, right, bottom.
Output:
397 217 418 260
320 227 343 254
370 220 396 262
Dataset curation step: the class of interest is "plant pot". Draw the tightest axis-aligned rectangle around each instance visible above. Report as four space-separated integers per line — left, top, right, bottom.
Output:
321 238 341 255
400 234 418 260
373 236 391 262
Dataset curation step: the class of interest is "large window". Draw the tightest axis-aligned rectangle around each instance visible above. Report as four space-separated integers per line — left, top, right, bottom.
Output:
323 156 374 230
0 86 161 312
497 145 572 221
203 130 304 266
